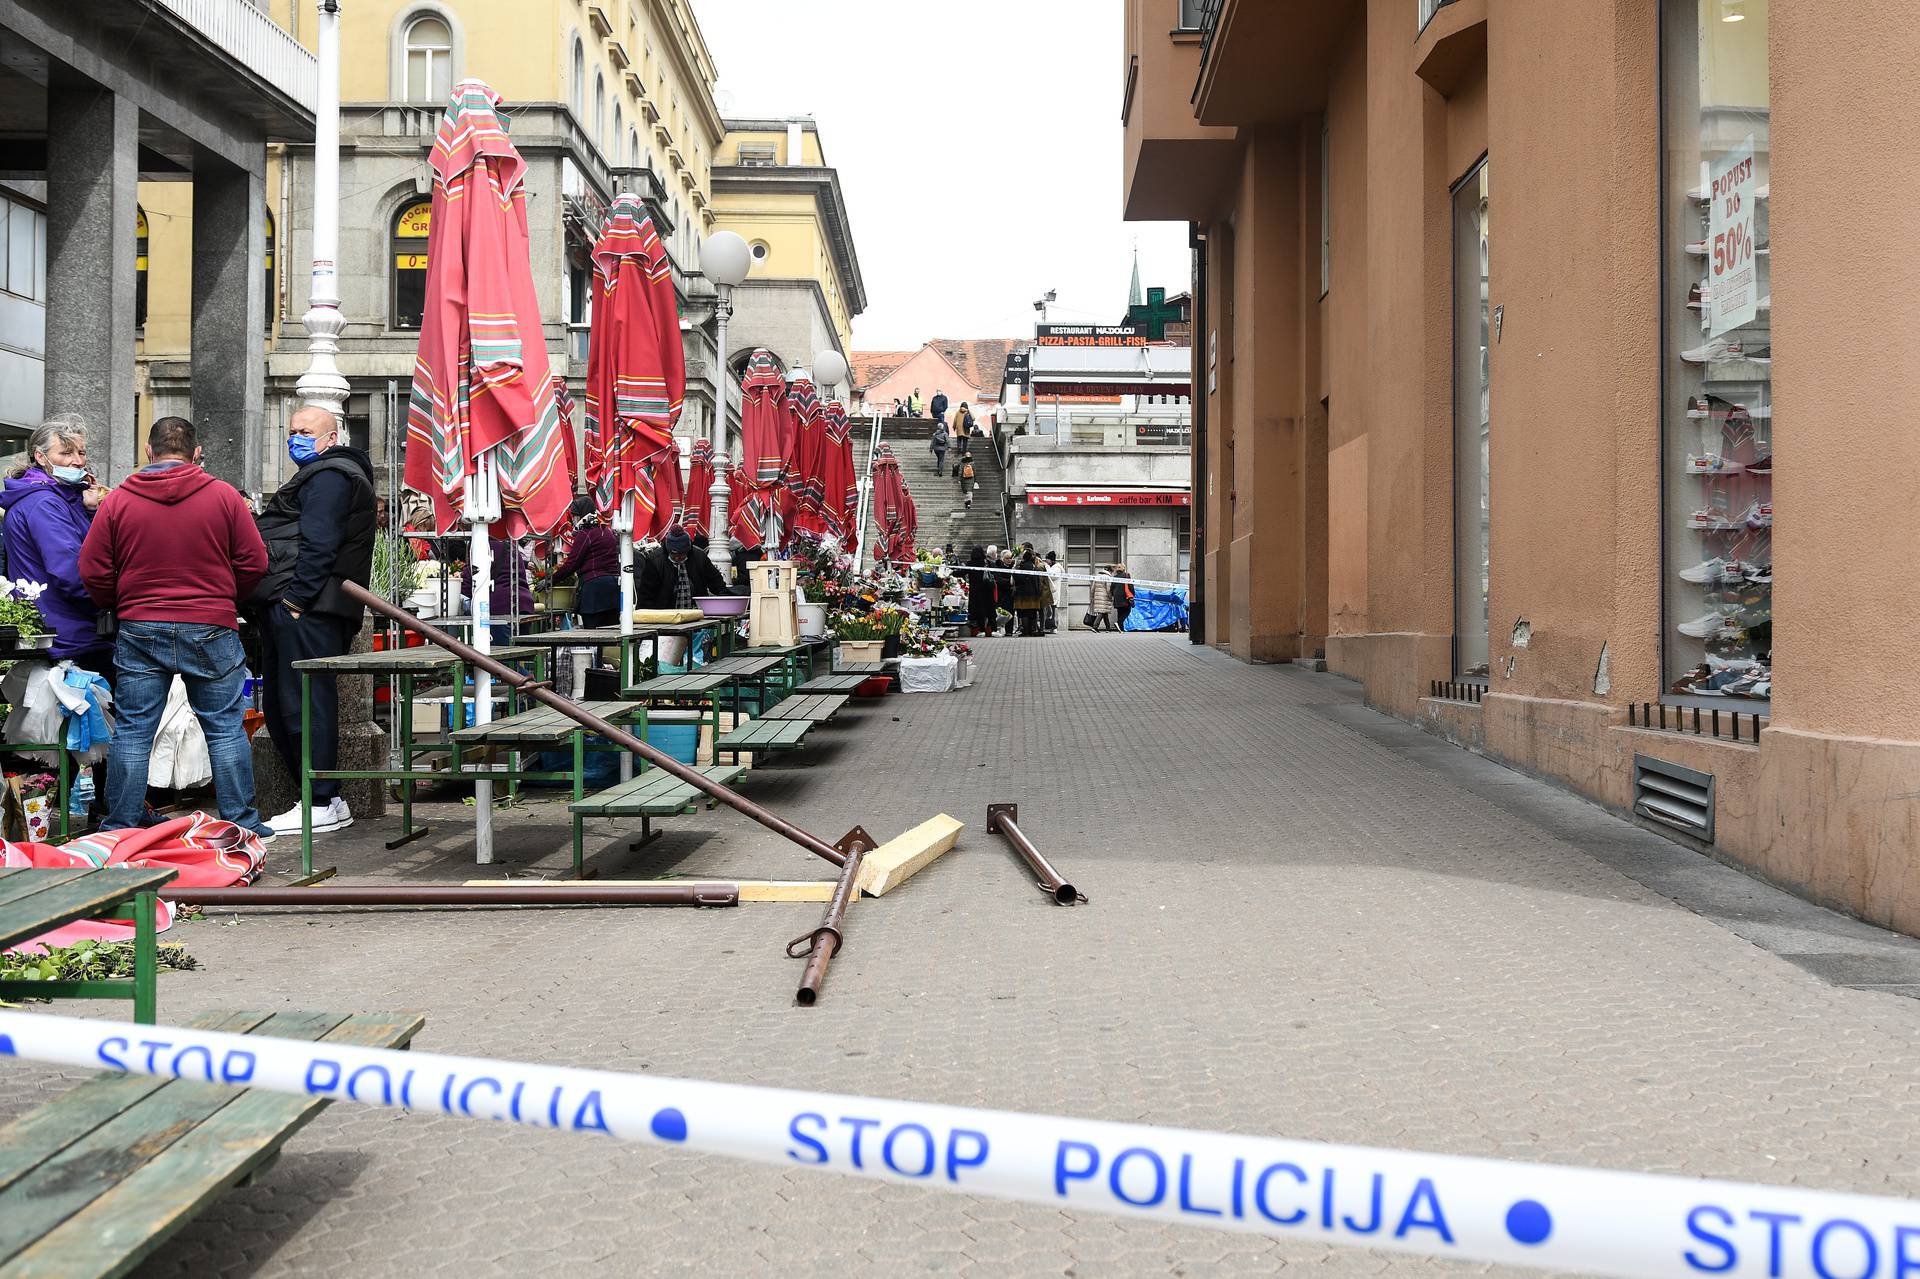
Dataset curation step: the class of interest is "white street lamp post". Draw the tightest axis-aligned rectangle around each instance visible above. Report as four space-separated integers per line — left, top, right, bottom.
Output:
295 0 348 424
698 231 750 581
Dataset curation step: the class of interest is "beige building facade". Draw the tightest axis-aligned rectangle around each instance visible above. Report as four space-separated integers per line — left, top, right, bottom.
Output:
1124 0 1920 935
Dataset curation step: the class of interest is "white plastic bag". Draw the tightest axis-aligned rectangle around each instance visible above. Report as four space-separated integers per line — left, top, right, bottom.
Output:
898 652 959 694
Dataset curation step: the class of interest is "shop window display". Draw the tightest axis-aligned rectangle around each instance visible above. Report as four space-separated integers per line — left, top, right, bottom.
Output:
1662 0 1771 703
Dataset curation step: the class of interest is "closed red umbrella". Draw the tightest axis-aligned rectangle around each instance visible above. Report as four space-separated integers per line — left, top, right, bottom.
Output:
870 444 917 566
584 194 683 541
738 349 787 547
404 80 574 539
680 438 715 537
820 400 858 542
728 462 765 551
784 374 828 541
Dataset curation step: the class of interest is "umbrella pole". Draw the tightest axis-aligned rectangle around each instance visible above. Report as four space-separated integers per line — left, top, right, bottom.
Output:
616 492 635 782
470 519 495 864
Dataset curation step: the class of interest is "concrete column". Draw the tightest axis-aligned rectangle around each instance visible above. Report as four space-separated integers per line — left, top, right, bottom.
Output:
44 81 138 478
190 156 266 491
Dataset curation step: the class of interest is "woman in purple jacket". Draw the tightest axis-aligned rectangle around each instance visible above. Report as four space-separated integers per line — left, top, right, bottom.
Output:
0 417 110 666
551 500 620 627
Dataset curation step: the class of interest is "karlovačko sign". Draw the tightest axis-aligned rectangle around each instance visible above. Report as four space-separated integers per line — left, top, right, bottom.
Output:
1027 491 1190 507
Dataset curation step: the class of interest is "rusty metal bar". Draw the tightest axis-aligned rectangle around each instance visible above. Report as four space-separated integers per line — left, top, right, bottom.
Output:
787 827 876 1006
986 803 1085 905
341 580 848 869
169 884 738 907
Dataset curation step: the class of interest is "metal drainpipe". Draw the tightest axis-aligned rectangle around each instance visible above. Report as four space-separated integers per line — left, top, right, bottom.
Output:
1188 220 1208 646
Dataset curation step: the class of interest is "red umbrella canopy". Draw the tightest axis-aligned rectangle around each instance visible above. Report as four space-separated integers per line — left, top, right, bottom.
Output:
404 80 575 537
584 193 684 541
870 444 917 565
679 437 715 537
819 399 858 543
783 375 827 540
738 349 787 544
727 462 764 550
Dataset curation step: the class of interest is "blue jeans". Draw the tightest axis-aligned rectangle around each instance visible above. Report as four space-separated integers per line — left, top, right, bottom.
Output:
105 620 264 833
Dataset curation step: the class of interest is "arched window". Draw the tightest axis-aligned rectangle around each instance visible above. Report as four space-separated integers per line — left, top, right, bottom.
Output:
611 104 623 163
134 206 148 329
592 72 606 148
391 199 431 330
402 13 453 103
628 128 640 170
569 36 585 119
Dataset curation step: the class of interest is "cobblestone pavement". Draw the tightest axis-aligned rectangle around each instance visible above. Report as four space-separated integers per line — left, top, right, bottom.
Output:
9 634 1920 1277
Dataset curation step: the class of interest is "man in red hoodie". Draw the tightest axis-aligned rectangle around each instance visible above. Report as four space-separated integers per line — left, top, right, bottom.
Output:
79 416 273 838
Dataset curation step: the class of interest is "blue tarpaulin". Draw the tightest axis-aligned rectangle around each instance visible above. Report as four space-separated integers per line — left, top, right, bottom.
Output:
1124 586 1189 631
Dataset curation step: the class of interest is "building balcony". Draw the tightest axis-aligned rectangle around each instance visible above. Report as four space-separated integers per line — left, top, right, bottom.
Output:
1121 0 1236 221
147 0 318 123
1190 0 1358 126
641 97 660 125
624 69 645 98
586 4 613 38
607 38 632 71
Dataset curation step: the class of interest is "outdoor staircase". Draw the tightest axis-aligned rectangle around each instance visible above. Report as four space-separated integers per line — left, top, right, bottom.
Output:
860 415 1009 555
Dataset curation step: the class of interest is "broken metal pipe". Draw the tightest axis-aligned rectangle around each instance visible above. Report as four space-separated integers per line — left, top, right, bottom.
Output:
787 827 876 1006
986 804 1085 905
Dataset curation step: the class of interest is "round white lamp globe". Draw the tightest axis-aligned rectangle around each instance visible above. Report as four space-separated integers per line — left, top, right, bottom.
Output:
812 349 849 390
699 230 751 288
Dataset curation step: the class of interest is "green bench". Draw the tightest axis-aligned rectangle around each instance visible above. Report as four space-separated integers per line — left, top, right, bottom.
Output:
568 764 747 873
0 868 176 1025
713 718 814 765
0 1008 424 1278
795 672 876 695
759 693 850 723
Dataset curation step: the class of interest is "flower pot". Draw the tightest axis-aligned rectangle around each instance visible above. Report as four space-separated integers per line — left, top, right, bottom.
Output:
837 639 883 666
797 602 829 639
881 633 902 659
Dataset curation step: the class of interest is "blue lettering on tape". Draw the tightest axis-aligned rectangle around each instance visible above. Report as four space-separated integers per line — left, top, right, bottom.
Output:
172 1044 216 1083
222 1050 256 1085
1681 1205 1920 1277
1505 1199 1553 1246
882 1123 937 1179
1254 1163 1307 1225
1811 1218 1876 1279
1110 1147 1168 1208
1178 1154 1223 1218
0 1033 14 1056
946 1129 988 1182
1055 1141 1099 1196
347 1064 394 1106
572 1091 610 1134
97 1036 127 1070
788 1113 829 1164
306 1058 341 1095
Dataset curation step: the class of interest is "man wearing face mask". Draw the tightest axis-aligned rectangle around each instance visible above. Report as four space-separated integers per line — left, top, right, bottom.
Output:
249 406 377 837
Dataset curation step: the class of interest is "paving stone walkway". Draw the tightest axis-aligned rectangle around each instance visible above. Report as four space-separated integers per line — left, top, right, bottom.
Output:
7 633 1920 1277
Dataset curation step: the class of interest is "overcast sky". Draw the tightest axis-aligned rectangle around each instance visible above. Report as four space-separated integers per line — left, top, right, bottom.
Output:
694 0 1190 352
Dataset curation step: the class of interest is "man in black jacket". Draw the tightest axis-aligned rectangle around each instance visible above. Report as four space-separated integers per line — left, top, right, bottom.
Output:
634 523 732 609
254 406 376 837
928 389 948 428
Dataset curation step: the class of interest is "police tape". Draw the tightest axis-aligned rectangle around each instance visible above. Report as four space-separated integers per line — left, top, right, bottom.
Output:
2 1008 1912 1278
943 564 1188 591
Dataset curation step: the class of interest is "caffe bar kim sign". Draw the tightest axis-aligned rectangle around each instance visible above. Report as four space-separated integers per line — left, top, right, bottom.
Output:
1027 491 1191 507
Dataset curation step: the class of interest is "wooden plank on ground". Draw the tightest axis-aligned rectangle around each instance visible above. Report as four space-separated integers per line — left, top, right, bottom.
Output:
464 879 837 902
853 814 965 897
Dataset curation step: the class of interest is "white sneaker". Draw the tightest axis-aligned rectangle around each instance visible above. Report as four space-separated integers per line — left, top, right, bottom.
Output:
1680 338 1742 364
266 798 354 836
1679 557 1729 584
1678 611 1731 638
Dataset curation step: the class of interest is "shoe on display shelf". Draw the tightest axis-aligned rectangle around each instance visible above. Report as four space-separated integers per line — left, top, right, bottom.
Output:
1678 610 1733 638
1679 556 1734 584
1743 344 1772 364
1745 454 1772 474
1741 500 1773 528
1686 394 1711 418
1686 453 1742 475
1687 283 1709 310
1688 507 1739 531
1685 240 1709 256
1743 563 1773 584
1681 338 1743 363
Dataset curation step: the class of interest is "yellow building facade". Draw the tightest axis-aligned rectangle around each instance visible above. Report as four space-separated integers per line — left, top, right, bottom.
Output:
710 118 866 369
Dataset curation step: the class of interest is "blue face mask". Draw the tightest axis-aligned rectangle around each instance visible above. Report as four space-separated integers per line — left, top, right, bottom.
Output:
288 434 320 464
49 465 88 485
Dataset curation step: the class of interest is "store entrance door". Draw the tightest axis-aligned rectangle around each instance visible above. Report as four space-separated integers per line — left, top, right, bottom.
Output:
1066 525 1123 624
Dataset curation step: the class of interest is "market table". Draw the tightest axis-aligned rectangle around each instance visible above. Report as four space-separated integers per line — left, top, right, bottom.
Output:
0 866 176 1023
621 671 733 756
290 644 542 876
508 625 665 688
733 642 814 694
450 700 650 877
700 655 789 718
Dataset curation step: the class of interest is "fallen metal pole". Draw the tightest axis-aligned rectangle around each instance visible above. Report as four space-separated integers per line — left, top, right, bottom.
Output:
787 827 876 1005
170 884 739 907
986 804 1085 905
341 580 849 869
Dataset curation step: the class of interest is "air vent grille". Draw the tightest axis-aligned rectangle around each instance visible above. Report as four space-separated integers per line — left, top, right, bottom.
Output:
1633 754 1714 841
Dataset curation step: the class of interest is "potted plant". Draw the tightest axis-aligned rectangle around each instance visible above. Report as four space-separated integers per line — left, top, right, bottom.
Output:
831 610 888 665
0 579 50 650
798 577 833 639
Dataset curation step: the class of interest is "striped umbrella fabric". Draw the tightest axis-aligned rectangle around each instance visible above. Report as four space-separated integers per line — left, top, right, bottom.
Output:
404 80 575 537
819 400 858 542
584 193 684 541
783 374 828 540
738 350 788 546
679 438 715 537
870 444 917 565
727 462 765 551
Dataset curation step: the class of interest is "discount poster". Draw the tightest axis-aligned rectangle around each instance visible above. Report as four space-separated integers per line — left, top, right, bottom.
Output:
1706 136 1760 336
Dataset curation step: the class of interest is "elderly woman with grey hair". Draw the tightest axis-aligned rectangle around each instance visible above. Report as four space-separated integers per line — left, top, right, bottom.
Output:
0 415 110 664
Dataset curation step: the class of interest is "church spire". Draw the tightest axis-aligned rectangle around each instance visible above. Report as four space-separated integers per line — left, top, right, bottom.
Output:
1128 242 1143 309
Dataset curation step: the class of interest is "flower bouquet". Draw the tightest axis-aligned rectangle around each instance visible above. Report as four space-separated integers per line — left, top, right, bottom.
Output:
899 628 946 658
832 608 890 665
